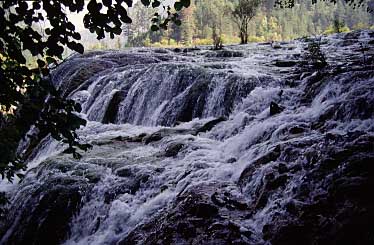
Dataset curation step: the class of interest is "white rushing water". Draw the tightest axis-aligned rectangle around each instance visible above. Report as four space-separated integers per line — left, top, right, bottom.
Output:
1 31 374 245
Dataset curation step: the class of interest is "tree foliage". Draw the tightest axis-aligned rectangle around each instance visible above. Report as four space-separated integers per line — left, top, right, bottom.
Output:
0 0 190 182
274 0 367 10
124 0 373 48
231 0 262 44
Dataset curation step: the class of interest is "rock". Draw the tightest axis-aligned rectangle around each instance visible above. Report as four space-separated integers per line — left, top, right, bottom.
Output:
194 117 226 134
206 50 244 58
238 145 281 188
270 102 284 116
56 59 115 97
102 90 125 123
274 60 298 67
289 126 305 134
143 132 163 144
164 143 184 157
272 42 282 49
173 80 210 124
104 173 151 203
116 167 133 177
131 133 148 142
267 174 289 190
188 202 219 218
183 47 201 53
153 48 168 54
0 176 90 245
226 157 237 163
277 163 288 174
261 133 374 245
118 183 254 244
114 133 148 143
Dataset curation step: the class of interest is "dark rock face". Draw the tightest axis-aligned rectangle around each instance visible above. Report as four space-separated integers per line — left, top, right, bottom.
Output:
205 50 244 58
270 102 284 116
261 134 374 245
0 175 90 245
102 90 126 124
164 143 185 157
274 60 298 67
118 183 256 245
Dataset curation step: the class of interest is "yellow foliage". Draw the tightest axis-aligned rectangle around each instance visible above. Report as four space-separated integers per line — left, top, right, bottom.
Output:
221 34 241 44
169 39 177 46
248 36 265 42
144 37 151 47
160 39 169 46
193 38 213 45
323 25 350 35
269 32 282 41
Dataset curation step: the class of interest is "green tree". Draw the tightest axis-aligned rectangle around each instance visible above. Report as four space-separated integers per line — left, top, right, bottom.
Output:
231 0 262 44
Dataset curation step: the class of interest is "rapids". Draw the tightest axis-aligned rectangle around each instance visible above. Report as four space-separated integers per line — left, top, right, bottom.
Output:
1 30 374 245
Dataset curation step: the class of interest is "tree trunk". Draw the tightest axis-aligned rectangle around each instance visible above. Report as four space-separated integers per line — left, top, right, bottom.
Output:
240 31 245 44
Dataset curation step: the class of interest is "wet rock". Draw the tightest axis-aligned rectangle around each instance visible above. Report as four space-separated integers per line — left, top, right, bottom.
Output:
211 191 248 211
289 126 305 134
84 172 102 183
206 50 244 58
116 167 133 177
194 117 226 134
173 80 210 124
188 202 218 218
102 90 125 124
183 47 201 53
267 174 289 190
104 173 151 203
164 143 184 157
202 63 232 70
143 132 163 144
270 102 284 116
113 133 147 143
0 176 90 245
226 157 237 163
55 59 115 97
272 42 282 49
153 48 169 54
274 60 298 67
261 133 374 245
277 163 288 174
238 145 281 188
118 183 254 244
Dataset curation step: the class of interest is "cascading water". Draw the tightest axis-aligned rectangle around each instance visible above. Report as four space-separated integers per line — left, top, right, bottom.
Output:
1 30 374 245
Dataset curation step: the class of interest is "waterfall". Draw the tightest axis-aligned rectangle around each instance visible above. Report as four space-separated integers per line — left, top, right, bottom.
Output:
1 30 374 245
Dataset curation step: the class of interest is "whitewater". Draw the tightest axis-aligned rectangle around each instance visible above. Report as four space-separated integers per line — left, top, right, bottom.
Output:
1 30 374 245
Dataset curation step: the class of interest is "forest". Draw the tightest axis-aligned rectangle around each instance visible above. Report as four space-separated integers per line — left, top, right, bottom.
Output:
113 0 374 48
